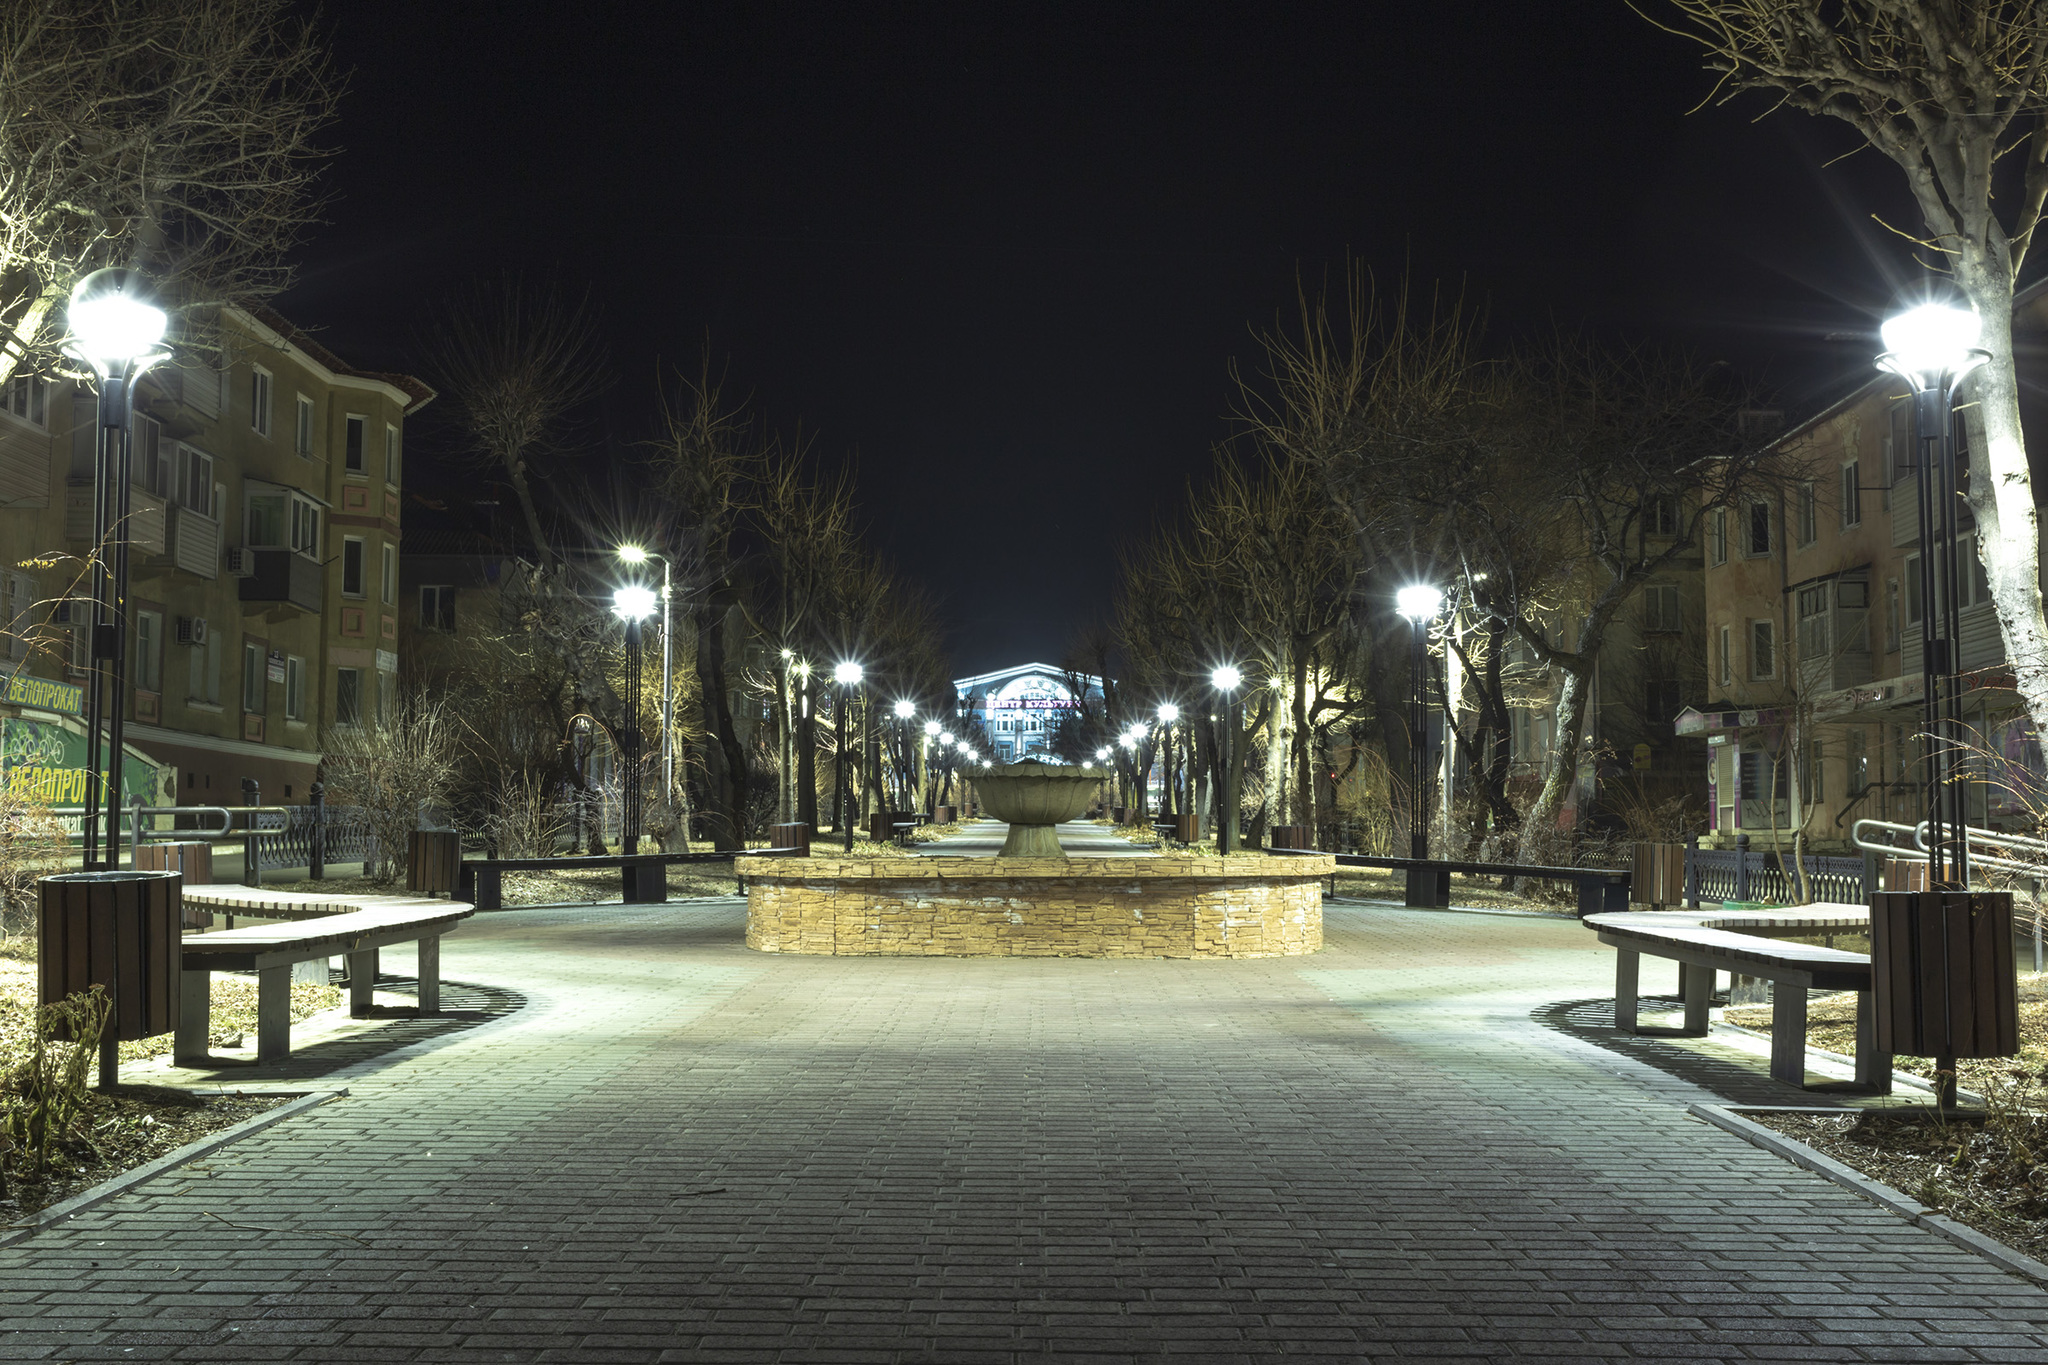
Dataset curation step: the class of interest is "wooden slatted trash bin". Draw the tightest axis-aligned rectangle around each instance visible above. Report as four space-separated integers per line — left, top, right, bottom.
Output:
1871 889 2019 1104
407 830 462 895
38 870 183 1089
134 842 215 926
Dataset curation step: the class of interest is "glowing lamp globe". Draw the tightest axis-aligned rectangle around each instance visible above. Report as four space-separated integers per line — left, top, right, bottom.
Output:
67 269 167 367
924 720 941 736
617 545 649 564
1157 703 1180 724
833 661 864 686
1396 584 1444 623
1212 664 1242 691
612 585 659 620
1881 303 1981 385
894 699 915 718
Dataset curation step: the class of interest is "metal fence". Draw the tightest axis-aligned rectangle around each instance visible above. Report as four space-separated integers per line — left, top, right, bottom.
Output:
1684 837 1872 907
248 802 374 874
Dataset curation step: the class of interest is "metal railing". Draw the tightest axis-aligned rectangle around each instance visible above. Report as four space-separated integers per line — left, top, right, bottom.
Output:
43 798 376 886
1687 840 1869 906
1851 816 2048 879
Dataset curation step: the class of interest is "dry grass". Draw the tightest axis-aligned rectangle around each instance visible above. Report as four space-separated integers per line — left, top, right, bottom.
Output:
0 1086 287 1217
1724 973 2048 1087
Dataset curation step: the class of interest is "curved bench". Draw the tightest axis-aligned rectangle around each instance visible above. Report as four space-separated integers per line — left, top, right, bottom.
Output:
1582 903 1889 1092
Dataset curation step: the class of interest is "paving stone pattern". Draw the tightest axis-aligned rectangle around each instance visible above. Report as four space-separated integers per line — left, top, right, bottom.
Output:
6 901 2048 1362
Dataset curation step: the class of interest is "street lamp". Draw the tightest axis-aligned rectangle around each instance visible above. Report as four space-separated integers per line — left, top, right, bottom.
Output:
1877 303 1992 890
834 661 864 850
65 270 169 869
1157 702 1182 828
1212 665 1244 854
1397 584 1445 905
617 545 675 812
612 584 660 853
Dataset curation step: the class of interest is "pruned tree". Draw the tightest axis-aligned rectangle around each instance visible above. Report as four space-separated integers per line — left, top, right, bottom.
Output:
1649 0 2048 761
0 0 341 383
323 691 460 885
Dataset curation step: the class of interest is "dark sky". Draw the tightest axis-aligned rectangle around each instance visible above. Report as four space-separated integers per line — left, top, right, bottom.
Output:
279 1 1934 677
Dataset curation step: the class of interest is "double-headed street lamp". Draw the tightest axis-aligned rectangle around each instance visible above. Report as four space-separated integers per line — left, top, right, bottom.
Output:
1877 303 1991 889
612 584 660 853
66 270 170 870
1212 665 1243 853
616 546 673 809
1397 585 1445 904
834 661 864 850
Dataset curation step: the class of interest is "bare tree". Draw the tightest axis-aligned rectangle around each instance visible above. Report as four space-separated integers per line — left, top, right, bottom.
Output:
323 691 461 886
0 0 340 383
419 277 610 567
1649 0 2048 760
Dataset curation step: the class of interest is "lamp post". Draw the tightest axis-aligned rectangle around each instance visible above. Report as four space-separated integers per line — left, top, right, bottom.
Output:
65 270 170 870
834 661 863 850
1156 703 1180 826
893 700 915 812
617 546 673 812
1212 665 1243 854
795 660 817 834
923 718 941 814
612 585 659 853
1877 304 1991 889
1397 584 1445 906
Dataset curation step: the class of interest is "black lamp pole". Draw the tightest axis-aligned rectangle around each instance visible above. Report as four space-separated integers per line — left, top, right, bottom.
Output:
838 681 853 851
621 617 644 854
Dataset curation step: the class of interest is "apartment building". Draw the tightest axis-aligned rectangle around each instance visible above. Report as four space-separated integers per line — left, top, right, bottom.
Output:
0 304 433 810
1684 287 2048 851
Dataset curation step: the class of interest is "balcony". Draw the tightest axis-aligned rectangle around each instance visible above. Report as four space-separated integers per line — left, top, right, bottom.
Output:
237 548 322 614
170 504 219 579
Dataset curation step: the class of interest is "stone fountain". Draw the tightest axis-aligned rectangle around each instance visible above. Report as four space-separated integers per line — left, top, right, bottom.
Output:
966 758 1112 858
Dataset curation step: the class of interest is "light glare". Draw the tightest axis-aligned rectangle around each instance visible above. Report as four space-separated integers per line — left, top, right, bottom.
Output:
1211 664 1242 691
612 585 658 620
1881 302 1981 383
1396 584 1444 623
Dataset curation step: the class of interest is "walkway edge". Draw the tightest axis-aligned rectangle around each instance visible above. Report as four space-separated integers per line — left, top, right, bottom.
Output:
0 1088 347 1248
1689 1101 2048 1286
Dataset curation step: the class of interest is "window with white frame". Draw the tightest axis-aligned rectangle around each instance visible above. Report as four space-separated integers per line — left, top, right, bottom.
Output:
245 488 323 559
242 641 264 712
285 656 306 721
1645 495 1677 537
381 543 395 606
1707 508 1727 567
134 414 167 497
250 366 272 436
1958 533 1990 606
1796 482 1816 546
419 584 455 632
1841 459 1862 529
1745 499 1773 557
188 631 220 706
134 610 161 692
175 445 214 516
1717 623 1732 687
295 395 315 457
1643 583 1681 633
335 667 360 725
3 375 48 426
385 424 400 487
1797 584 1830 660
1750 619 1776 679
377 668 395 725
341 537 365 597
343 415 366 473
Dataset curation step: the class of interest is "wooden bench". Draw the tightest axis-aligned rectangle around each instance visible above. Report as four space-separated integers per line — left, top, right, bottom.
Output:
458 852 739 911
1583 904 1889 1091
177 902 473 1065
1274 849 1632 917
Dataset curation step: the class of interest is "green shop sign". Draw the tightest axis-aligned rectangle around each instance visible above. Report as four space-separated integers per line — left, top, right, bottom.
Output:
2 715 171 807
3 672 84 716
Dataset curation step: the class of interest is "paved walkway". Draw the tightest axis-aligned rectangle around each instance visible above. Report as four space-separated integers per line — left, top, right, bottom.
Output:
911 819 1156 857
8 901 2048 1362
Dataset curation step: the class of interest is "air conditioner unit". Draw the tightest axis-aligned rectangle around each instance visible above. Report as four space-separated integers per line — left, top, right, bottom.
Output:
176 616 208 646
224 546 256 577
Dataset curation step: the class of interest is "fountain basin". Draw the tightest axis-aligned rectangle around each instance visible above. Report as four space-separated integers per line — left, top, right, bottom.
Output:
736 852 1331 958
967 762 1112 857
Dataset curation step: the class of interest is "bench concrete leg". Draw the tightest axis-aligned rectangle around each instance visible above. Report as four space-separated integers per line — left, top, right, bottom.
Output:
1855 990 1894 1094
347 948 378 1017
1615 948 1640 1033
175 969 210 1065
417 936 440 1014
1682 961 1711 1035
1770 982 1808 1086
256 965 292 1063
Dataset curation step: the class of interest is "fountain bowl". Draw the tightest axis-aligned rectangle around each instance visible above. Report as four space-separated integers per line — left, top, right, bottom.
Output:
966 760 1113 857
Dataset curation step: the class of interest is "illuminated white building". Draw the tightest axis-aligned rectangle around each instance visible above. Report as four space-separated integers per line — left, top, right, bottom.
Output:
953 663 1105 762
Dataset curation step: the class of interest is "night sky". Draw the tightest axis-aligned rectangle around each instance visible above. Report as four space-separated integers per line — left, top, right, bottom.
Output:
279 1 1937 675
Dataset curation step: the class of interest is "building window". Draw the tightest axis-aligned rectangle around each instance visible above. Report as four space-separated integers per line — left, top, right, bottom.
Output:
1905 553 1922 624
336 667 361 725
292 497 320 557
381 543 396 606
1848 729 1868 792
1889 402 1911 496
342 537 365 597
247 490 323 559
250 366 272 436
1885 579 1901 653
420 584 456 632
1796 482 1816 547
295 395 315 457
377 669 395 726
1645 495 1677 537
1707 508 1727 567
1750 619 1776 679
175 445 215 516
385 425 400 487
1840 460 1861 529
134 610 161 692
285 655 306 721
1958 533 1990 606
1718 623 1732 688
134 414 167 497
188 631 219 706
1745 499 1772 557
344 415 366 473
1797 584 1830 661
242 641 264 713
1 573 31 661
3 375 48 426
1643 583 1681 633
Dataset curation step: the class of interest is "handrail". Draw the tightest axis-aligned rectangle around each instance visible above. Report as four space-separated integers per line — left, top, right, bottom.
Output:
1851 816 2048 877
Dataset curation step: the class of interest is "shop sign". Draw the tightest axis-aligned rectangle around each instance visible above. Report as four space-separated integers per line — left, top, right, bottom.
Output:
3 672 84 716
2 715 170 805
267 650 286 683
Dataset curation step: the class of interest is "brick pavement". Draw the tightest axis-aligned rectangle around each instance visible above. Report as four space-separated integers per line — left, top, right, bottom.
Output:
5 900 2048 1362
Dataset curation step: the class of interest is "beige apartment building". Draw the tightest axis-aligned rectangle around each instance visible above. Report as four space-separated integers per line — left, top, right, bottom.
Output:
1685 286 2048 851
0 304 432 812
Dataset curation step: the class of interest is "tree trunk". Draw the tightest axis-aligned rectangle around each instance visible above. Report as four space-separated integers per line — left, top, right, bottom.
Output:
1290 648 1313 828
693 602 747 851
1518 661 1593 854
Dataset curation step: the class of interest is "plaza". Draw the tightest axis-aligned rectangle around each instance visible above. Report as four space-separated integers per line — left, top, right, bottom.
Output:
7 875 2048 1362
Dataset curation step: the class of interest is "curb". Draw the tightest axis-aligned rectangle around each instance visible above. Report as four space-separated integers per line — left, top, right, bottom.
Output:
1690 1102 2048 1286
0 1088 347 1249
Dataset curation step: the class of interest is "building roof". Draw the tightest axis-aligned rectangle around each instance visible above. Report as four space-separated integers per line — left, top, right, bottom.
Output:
247 304 438 413
953 662 1105 693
